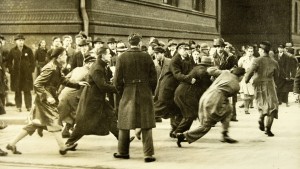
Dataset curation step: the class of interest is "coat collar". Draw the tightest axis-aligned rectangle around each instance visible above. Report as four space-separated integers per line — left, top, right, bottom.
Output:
128 47 141 52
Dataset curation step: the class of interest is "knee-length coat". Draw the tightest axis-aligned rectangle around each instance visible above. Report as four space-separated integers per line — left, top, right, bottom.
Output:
244 55 279 118
7 45 35 92
74 59 118 135
114 47 157 129
32 60 80 131
174 65 212 119
199 68 240 122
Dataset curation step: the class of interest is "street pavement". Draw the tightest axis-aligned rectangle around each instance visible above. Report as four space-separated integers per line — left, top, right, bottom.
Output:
0 93 300 169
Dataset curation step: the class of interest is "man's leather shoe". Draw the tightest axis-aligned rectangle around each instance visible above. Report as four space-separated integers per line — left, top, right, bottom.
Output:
265 130 274 137
144 156 156 163
176 133 187 147
113 153 130 159
59 143 78 155
37 128 43 137
0 148 8 156
221 136 238 144
6 144 22 154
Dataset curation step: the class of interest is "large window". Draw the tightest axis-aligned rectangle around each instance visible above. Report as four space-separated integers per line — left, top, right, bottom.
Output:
295 2 298 33
163 0 178 7
192 0 205 12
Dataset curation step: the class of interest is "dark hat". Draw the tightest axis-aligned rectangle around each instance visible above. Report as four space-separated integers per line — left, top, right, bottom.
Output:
0 34 5 40
75 31 87 39
116 42 128 52
14 34 25 41
93 37 104 43
153 46 166 53
128 33 142 44
259 41 271 51
278 44 285 48
213 38 226 47
84 55 96 63
176 42 189 50
189 40 196 45
167 40 177 47
149 38 159 45
107 38 116 44
78 39 89 47
199 56 213 66
50 47 65 59
231 67 246 77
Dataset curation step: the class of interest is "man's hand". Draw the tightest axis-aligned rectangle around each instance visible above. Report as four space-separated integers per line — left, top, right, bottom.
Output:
191 78 196 84
78 81 90 86
47 97 56 105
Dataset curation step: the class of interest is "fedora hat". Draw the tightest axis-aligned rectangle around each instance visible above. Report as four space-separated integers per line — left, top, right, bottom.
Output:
213 38 226 47
153 46 166 53
107 38 117 44
14 34 25 41
0 34 5 40
78 39 89 47
93 37 104 44
116 42 128 52
176 42 189 50
200 43 209 50
50 47 65 59
199 56 213 66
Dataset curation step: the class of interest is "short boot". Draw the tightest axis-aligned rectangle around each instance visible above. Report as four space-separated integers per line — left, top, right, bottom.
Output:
221 131 238 144
265 128 274 137
258 120 265 131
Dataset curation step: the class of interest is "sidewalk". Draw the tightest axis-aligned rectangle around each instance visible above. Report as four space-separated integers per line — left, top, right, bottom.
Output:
0 94 299 169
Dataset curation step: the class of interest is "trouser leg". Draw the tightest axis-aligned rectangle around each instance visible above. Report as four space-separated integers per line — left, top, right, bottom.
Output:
231 95 237 120
141 129 154 157
184 117 216 143
0 94 6 114
244 99 250 113
23 91 32 109
15 91 22 108
174 117 194 134
65 128 84 145
118 129 130 155
221 112 232 132
266 114 274 131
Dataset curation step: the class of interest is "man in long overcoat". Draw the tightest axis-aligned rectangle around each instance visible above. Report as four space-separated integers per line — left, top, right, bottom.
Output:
114 33 157 163
274 45 297 106
7 34 35 112
245 41 279 137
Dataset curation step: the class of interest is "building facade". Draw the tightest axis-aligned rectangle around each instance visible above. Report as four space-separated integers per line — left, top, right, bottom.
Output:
221 0 300 48
0 0 220 48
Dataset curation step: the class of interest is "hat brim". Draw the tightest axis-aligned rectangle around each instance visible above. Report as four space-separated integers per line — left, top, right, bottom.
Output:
14 37 25 41
78 43 89 47
199 63 213 66
117 48 128 52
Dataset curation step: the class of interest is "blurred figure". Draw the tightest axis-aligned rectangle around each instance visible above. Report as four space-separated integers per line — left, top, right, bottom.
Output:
238 45 255 114
34 40 47 76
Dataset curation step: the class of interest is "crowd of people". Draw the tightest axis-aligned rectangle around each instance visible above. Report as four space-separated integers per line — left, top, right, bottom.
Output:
0 32 300 163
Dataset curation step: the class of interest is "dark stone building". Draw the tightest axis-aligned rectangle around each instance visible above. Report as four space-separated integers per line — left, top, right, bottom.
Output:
221 0 300 47
0 0 219 48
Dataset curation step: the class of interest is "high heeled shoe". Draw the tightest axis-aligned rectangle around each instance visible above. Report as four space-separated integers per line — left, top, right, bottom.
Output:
6 144 22 154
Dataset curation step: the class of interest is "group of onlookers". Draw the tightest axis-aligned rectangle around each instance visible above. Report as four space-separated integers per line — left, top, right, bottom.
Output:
0 32 300 163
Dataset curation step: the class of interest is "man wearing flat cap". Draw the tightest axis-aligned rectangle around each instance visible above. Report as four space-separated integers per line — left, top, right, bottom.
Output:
7 34 35 112
70 39 89 71
155 42 194 138
244 41 279 137
114 33 157 162
199 43 210 59
165 40 177 59
212 38 238 121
